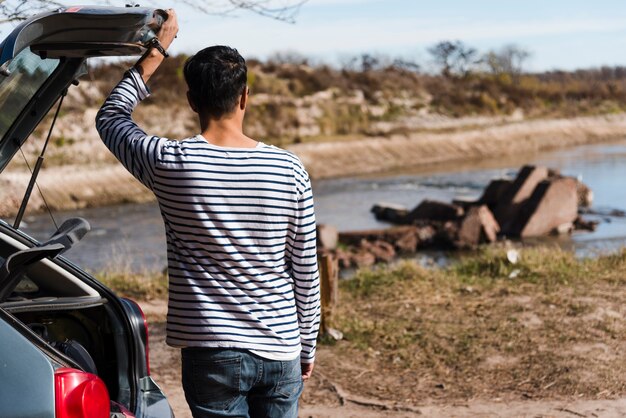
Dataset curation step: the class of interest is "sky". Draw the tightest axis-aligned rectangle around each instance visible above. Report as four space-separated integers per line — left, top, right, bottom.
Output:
3 0 626 71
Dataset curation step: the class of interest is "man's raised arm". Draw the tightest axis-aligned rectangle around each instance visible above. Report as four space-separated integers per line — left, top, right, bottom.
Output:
95 9 179 190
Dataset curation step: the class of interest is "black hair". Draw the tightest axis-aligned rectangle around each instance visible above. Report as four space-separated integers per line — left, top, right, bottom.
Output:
183 45 247 119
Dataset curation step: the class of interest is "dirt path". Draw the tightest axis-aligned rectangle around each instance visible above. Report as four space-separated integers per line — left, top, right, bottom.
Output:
138 299 626 418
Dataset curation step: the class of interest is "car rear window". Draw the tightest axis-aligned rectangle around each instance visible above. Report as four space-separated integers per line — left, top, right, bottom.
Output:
0 49 59 140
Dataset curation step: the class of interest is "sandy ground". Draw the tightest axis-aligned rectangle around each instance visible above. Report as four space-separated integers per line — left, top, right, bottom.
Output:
138 299 626 418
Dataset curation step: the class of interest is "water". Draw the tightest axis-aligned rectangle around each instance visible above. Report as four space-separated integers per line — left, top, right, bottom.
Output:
12 140 626 273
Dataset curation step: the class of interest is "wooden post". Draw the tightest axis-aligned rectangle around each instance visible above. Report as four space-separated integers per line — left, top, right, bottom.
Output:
318 251 338 335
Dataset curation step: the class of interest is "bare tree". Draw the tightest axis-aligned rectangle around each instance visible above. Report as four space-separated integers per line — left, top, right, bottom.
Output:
428 40 478 78
484 44 531 81
0 0 63 23
0 0 307 23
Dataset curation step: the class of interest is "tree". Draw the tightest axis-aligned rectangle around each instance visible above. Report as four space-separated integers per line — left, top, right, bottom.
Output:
428 40 478 78
484 44 531 81
0 0 307 23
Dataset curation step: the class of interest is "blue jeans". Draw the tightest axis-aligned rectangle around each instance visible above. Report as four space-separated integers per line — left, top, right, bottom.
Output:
181 348 303 418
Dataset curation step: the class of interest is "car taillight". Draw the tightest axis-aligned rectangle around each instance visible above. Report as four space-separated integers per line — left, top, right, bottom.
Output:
54 367 110 418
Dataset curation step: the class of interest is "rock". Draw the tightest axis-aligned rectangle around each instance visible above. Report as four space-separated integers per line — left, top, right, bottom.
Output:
394 229 419 253
495 165 549 235
361 239 396 263
547 168 561 178
435 221 459 247
335 250 352 270
552 222 574 235
458 205 500 247
351 249 376 268
371 203 409 224
339 226 420 247
326 328 344 341
452 198 477 211
316 224 338 250
478 179 513 210
415 225 437 246
574 216 598 232
516 177 579 237
576 180 593 207
406 200 464 223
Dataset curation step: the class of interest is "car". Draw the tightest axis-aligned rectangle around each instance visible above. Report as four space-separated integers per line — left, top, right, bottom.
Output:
0 6 174 418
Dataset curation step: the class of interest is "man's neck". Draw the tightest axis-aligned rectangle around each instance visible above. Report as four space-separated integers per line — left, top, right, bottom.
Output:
199 117 257 148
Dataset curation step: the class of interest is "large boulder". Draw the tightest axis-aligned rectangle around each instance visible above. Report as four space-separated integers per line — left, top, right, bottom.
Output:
495 165 549 235
478 179 513 211
516 177 579 237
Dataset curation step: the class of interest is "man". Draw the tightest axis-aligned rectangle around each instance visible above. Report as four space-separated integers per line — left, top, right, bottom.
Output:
96 10 320 418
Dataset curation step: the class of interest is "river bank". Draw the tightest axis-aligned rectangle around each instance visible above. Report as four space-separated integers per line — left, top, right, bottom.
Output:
292 113 626 179
2 113 626 218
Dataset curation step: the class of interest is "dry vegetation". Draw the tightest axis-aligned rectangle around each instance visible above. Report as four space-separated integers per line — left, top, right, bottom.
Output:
101 246 626 413
308 246 625 407
84 48 626 148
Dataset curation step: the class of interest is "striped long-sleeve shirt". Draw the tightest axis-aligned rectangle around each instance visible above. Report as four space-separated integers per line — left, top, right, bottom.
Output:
96 68 320 363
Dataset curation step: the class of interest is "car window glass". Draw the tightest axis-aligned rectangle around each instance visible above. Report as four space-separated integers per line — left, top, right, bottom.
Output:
0 49 59 140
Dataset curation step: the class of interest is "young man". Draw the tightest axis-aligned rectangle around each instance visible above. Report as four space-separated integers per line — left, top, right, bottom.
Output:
96 10 320 418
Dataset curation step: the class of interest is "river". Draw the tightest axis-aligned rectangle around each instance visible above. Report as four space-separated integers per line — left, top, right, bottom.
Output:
11 140 626 273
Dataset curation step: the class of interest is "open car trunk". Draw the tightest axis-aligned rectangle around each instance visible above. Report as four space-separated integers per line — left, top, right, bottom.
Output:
0 221 171 416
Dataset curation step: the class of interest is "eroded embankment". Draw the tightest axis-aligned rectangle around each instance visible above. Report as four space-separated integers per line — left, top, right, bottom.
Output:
0 165 152 218
2 113 626 218
290 114 626 179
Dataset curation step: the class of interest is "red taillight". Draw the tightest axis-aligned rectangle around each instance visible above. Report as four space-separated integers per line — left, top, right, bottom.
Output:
54 368 110 418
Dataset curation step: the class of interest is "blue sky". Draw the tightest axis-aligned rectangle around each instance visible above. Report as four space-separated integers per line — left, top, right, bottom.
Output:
4 0 626 71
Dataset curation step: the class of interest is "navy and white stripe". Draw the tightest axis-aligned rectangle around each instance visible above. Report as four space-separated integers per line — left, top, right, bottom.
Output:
96 68 320 363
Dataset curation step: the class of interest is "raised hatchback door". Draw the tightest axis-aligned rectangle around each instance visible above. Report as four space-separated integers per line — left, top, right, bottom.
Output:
0 6 164 174
0 5 165 65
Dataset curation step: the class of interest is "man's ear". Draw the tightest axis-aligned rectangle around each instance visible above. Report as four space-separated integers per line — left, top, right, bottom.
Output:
187 91 199 113
239 87 248 111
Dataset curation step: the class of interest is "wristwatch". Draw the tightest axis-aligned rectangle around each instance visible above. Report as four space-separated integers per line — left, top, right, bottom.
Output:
145 37 169 58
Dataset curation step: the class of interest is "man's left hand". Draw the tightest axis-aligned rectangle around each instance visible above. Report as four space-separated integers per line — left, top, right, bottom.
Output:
301 362 314 381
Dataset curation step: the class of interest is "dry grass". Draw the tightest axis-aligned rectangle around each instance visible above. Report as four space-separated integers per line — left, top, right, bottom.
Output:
316 247 626 404
96 246 626 404
94 270 168 300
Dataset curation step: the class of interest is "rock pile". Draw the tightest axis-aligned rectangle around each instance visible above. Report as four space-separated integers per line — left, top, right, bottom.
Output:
320 165 598 269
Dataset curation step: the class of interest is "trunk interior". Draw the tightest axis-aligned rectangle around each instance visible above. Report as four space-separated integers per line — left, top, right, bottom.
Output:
0 227 137 411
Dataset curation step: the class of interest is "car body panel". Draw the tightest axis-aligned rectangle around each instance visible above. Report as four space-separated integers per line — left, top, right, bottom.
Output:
0 312 55 418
